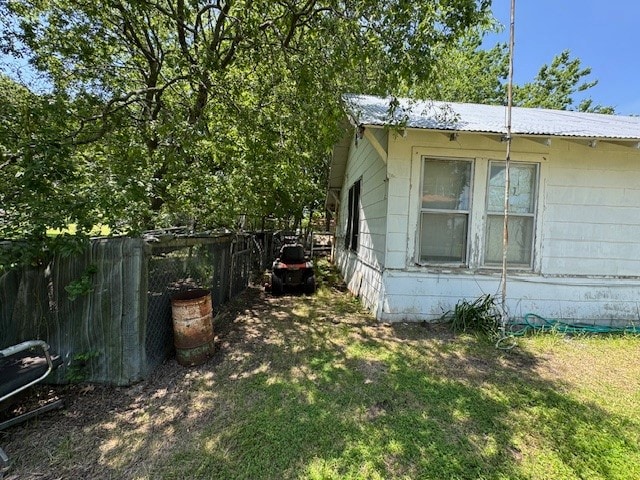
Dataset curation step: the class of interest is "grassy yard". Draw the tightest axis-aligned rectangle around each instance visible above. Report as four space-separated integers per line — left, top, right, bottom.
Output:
3 263 640 479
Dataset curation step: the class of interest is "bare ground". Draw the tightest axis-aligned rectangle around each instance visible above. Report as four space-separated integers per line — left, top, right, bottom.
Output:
0 285 385 479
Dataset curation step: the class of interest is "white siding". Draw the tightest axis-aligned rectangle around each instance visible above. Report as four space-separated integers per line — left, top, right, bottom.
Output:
385 131 640 277
380 270 640 324
334 129 387 308
384 136 413 269
336 252 384 315
389 131 640 323
542 141 640 276
335 126 640 324
387 130 549 270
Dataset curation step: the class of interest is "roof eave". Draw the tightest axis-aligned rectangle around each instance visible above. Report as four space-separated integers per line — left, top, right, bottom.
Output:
355 122 640 144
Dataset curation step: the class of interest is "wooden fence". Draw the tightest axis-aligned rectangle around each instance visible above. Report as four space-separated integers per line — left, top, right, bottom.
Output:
0 233 262 386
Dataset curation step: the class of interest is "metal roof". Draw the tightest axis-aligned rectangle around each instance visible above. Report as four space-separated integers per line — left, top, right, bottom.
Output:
344 94 640 140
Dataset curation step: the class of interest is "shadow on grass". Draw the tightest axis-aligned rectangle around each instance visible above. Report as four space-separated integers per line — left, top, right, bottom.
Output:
153 288 640 480
3 285 640 479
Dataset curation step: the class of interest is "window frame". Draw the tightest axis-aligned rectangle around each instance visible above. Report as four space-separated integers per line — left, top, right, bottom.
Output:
418 156 474 266
483 160 539 269
344 178 361 252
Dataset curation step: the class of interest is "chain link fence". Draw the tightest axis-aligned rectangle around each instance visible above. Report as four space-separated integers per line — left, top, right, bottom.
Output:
0 232 273 385
0 230 328 384
145 233 258 371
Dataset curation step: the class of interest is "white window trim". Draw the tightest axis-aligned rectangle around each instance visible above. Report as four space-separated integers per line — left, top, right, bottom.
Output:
481 160 540 270
410 149 544 272
417 156 474 267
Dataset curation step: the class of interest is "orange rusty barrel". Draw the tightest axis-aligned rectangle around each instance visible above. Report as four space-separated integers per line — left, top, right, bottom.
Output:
170 289 215 366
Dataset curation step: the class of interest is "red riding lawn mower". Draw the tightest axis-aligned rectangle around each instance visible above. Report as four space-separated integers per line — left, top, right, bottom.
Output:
268 244 316 295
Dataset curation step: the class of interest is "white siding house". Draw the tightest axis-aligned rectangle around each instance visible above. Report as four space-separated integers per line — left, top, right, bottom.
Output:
327 94 640 324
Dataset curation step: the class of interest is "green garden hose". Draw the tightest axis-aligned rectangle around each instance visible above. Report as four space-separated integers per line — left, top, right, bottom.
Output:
509 313 640 336
495 313 640 349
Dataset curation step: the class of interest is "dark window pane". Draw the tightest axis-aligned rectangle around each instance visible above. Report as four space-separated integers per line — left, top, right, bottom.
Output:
420 212 468 263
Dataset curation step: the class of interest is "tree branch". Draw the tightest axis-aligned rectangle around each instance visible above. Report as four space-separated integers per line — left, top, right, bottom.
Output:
65 77 187 146
175 0 195 64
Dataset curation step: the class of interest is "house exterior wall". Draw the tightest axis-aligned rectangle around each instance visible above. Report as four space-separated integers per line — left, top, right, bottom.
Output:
542 141 640 276
334 130 388 314
380 270 640 323
376 129 640 323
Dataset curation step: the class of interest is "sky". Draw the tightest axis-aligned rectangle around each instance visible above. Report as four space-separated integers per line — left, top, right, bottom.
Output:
487 0 640 115
2 1 639 115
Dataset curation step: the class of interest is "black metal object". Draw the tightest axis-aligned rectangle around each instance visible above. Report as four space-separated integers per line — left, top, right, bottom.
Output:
0 340 64 473
0 341 62 407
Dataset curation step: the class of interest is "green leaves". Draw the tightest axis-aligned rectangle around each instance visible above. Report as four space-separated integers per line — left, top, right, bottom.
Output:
64 264 98 301
1 0 612 268
440 294 501 339
1 0 494 265
514 50 614 112
412 27 509 104
0 75 96 245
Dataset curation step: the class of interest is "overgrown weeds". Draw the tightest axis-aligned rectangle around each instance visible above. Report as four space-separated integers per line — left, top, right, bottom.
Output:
440 294 501 338
314 257 347 291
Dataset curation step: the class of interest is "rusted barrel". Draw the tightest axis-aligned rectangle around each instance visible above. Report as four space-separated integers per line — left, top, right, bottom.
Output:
170 289 215 366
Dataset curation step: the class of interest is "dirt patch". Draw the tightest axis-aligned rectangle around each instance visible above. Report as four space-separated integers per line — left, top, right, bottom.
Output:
1 287 263 479
2 284 370 479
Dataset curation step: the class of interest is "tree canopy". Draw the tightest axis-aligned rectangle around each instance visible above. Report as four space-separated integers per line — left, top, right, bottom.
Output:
410 27 509 105
0 0 613 267
1 0 492 249
412 30 613 114
513 50 614 113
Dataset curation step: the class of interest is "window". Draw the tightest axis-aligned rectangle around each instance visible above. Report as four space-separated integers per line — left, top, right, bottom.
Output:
484 162 538 266
419 158 472 263
344 179 361 251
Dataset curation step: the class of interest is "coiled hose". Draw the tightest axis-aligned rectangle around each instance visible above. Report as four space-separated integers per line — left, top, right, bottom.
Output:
517 313 639 335
495 313 640 349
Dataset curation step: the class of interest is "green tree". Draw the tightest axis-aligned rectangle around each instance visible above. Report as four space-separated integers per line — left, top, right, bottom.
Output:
410 35 613 114
513 50 614 112
1 0 493 252
411 28 509 104
0 74 102 265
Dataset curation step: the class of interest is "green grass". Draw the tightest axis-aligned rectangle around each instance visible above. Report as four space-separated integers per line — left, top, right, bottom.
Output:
6 261 640 479
46 223 111 236
149 265 640 480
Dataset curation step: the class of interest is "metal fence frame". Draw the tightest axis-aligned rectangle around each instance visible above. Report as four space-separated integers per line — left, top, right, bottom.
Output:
0 232 264 385
144 233 256 371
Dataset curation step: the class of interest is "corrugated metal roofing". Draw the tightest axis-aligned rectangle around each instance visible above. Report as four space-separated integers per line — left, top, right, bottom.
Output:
343 93 640 140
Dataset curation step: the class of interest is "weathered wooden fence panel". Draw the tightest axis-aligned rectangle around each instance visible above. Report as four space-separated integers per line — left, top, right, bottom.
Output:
1 237 148 385
0 233 257 386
